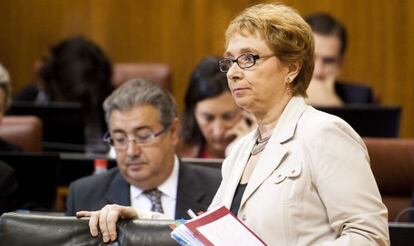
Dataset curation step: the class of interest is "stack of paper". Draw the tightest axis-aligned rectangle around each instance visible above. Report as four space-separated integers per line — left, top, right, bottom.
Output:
170 206 266 246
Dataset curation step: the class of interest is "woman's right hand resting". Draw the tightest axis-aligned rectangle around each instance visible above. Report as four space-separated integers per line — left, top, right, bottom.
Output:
76 204 138 243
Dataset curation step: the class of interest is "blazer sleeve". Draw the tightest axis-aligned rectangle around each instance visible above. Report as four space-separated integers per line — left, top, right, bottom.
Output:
308 119 389 245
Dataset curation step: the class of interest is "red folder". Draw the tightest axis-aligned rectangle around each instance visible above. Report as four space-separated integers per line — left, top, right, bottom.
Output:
184 206 266 246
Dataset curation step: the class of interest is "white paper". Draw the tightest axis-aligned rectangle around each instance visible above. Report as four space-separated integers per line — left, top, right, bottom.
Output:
196 214 265 246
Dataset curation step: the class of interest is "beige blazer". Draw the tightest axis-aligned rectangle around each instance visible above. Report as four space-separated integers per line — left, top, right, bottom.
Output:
209 96 389 245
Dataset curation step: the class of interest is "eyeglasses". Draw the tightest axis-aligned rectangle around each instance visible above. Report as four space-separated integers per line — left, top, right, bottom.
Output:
218 53 275 72
103 124 170 150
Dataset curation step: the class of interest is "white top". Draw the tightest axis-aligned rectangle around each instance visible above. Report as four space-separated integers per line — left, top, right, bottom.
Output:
130 155 179 219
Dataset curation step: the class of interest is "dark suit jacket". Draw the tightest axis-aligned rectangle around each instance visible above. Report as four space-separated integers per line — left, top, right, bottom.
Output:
0 161 18 215
66 161 221 219
335 81 375 104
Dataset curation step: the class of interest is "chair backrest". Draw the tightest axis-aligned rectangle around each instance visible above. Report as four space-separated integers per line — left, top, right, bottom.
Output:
364 138 414 222
0 116 43 152
0 212 176 246
181 157 223 169
112 63 172 90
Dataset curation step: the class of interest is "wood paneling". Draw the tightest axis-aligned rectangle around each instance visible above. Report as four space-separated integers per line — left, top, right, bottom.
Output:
0 0 413 137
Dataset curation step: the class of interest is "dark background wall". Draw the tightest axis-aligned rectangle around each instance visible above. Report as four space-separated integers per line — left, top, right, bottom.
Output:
0 0 413 137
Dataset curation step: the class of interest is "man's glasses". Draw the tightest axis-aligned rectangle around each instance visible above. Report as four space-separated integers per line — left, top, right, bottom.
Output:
103 124 170 150
218 53 275 72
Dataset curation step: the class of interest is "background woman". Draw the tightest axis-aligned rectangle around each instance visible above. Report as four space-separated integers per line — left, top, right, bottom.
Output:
179 56 254 159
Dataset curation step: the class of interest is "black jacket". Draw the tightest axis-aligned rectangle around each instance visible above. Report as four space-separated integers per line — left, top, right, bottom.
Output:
335 81 375 104
0 161 18 215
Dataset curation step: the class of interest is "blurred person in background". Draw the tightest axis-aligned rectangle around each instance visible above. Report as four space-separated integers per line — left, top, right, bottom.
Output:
14 36 113 153
305 13 375 106
179 56 255 159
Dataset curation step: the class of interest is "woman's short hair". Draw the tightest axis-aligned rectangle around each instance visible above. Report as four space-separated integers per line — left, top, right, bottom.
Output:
225 3 314 96
181 56 230 145
0 64 12 109
103 78 177 128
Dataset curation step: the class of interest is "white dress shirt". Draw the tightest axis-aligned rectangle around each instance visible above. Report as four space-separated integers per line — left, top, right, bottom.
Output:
130 156 179 219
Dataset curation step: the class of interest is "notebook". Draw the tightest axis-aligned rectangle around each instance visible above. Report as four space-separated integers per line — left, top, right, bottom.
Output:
316 105 401 137
171 206 266 246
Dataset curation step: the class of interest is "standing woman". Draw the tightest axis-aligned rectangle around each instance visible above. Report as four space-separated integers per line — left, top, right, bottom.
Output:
78 3 389 245
179 56 253 159
210 3 388 244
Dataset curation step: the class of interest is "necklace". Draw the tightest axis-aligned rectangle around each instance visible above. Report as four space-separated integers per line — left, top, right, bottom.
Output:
251 135 271 155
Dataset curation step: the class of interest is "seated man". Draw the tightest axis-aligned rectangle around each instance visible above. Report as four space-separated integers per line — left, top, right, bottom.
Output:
305 13 375 106
0 160 17 215
66 79 221 219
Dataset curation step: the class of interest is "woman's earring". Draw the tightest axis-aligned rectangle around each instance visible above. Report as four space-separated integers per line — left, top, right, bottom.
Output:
286 77 291 83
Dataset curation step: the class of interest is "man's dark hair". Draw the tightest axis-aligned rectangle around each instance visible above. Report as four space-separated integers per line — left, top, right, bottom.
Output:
305 13 347 57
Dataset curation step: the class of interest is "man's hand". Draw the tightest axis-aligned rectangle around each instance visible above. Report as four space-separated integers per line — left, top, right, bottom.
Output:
76 204 138 243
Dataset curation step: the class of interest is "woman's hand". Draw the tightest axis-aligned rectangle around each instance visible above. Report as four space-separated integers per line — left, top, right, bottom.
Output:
76 204 138 243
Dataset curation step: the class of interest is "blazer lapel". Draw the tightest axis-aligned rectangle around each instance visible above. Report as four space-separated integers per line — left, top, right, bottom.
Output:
240 96 308 208
221 133 256 208
240 140 288 207
104 171 130 206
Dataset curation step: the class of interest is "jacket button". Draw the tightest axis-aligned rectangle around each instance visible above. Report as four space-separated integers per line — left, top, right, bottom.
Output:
241 214 247 222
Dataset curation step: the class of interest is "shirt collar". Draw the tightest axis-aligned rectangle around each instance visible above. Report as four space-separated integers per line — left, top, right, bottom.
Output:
130 155 179 199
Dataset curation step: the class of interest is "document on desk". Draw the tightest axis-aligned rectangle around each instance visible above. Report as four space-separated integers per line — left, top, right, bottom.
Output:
170 206 267 246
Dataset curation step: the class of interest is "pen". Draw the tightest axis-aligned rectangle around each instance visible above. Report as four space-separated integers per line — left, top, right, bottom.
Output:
186 209 197 219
